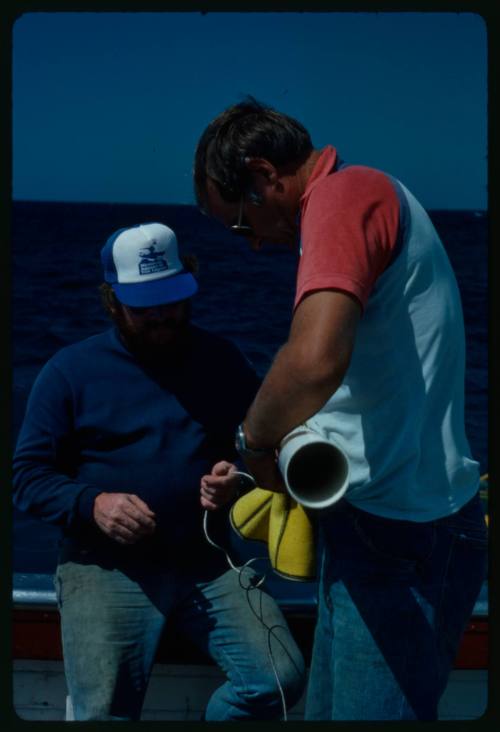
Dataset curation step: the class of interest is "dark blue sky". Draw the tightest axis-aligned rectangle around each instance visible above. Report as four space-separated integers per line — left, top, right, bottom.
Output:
12 11 487 209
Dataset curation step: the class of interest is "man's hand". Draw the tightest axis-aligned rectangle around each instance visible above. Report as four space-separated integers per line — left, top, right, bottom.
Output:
93 493 156 545
200 461 241 511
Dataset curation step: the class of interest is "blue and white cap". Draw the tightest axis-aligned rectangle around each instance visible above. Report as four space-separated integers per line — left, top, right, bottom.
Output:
101 222 198 307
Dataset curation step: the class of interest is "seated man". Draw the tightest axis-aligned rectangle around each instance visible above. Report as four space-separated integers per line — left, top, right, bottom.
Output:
13 222 306 721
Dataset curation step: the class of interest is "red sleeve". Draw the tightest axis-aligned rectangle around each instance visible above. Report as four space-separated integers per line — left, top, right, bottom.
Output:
295 166 400 312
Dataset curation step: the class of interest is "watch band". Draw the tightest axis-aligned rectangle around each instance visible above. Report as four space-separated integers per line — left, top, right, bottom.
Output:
235 423 274 458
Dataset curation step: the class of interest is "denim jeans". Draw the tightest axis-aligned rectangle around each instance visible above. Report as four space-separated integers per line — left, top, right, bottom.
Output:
54 559 305 720
305 492 487 721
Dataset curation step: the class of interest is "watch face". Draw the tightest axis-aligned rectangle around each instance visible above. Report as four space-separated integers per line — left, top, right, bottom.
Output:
235 425 245 452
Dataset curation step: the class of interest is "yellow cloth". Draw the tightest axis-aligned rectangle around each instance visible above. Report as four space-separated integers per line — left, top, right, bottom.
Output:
230 487 316 581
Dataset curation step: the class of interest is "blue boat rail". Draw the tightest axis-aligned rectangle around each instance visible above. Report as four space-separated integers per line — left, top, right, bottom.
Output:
12 571 488 618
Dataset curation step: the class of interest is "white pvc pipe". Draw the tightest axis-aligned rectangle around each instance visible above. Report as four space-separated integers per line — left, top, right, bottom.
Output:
278 425 349 510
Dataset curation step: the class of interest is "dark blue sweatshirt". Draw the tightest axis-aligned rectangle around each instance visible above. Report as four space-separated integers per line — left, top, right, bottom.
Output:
13 324 260 566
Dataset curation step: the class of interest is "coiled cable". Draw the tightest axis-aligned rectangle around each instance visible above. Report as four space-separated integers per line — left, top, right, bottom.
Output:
202 470 289 721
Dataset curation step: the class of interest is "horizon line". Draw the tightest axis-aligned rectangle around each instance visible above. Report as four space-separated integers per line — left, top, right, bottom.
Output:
12 198 488 213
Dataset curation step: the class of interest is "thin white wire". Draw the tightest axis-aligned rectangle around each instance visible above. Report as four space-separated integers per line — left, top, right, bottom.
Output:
202 471 288 720
242 575 289 722
235 470 257 486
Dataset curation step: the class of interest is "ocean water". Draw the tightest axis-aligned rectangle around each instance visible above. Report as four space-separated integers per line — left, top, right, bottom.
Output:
11 201 488 598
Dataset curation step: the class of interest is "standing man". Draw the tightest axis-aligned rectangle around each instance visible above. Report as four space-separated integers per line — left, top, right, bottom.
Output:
13 222 306 721
193 98 487 721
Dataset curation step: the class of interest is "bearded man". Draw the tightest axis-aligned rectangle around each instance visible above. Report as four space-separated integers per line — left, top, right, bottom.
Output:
13 221 305 721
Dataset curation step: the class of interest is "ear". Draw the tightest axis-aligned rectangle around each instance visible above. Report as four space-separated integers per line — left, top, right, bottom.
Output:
244 157 279 185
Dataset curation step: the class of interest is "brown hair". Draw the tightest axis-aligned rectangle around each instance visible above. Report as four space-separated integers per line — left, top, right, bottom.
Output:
194 96 313 209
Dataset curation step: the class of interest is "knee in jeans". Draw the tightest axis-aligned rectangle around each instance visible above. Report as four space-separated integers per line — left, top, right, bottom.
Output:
241 660 306 712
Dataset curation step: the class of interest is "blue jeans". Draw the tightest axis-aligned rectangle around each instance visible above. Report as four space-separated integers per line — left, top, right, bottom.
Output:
305 492 487 720
54 559 305 720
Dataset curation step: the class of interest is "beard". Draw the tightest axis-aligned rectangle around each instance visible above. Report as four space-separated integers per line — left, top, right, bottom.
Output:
113 302 192 364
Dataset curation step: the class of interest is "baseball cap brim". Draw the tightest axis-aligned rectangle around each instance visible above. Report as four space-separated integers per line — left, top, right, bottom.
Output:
112 271 198 307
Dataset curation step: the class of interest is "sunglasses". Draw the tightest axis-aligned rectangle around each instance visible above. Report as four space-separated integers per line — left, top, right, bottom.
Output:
230 196 255 237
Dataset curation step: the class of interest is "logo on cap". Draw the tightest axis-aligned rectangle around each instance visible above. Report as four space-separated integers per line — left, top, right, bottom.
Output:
138 243 168 276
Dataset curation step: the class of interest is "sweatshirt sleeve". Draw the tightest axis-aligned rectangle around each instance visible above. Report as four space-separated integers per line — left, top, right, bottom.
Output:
12 360 103 529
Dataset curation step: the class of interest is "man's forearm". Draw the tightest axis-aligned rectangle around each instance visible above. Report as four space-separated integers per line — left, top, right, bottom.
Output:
243 289 360 451
243 340 343 449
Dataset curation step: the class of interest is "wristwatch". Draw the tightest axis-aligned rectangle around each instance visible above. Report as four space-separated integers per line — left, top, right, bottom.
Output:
235 423 274 458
